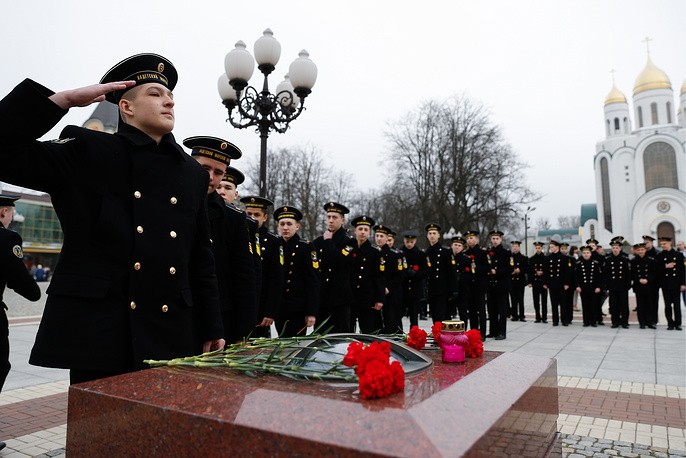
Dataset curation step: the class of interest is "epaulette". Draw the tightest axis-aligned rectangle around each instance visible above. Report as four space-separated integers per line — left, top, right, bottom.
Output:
373 245 381 251
300 239 310 243
227 205 244 214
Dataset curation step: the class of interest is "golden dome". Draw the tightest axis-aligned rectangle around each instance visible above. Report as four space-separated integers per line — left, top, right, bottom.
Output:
604 83 627 106
633 57 672 95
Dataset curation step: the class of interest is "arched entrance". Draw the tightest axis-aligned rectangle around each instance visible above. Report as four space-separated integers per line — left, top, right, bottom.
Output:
656 221 675 241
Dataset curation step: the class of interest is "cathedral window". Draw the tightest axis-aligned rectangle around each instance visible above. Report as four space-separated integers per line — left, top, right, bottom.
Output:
614 117 620 132
666 102 672 124
623 117 629 133
600 157 612 232
638 106 644 127
606 120 610 136
651 102 658 125
644 142 678 191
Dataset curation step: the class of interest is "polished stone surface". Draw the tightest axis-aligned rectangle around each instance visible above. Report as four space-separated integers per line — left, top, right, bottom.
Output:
67 350 559 457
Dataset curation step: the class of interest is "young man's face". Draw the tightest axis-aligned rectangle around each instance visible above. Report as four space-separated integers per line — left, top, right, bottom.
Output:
611 245 622 256
660 240 672 251
404 238 416 249
490 235 502 247
374 232 388 248
245 207 268 228
466 235 478 248
326 212 344 232
217 181 238 204
511 244 520 254
560 246 568 255
452 242 463 255
677 241 685 251
644 239 653 249
635 246 646 258
387 235 395 248
597 246 605 255
427 230 440 245
0 206 14 229
581 250 591 260
549 243 559 253
194 156 227 194
588 242 597 251
120 83 175 138
535 245 542 254
278 218 299 241
355 225 370 243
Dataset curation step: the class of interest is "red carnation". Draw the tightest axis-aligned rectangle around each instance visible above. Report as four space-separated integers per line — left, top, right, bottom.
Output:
343 341 364 367
469 255 475 260
359 360 395 399
389 360 405 392
465 267 471 272
431 322 443 347
412 264 419 271
406 326 427 350
488 251 494 256
344 341 405 399
464 329 484 358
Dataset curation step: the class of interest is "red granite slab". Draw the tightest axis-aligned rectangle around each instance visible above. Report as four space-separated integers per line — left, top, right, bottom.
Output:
67 350 558 457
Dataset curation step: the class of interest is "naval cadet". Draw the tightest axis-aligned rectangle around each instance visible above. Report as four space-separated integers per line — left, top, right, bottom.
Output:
655 237 685 330
0 53 225 383
374 225 404 334
401 230 427 328
586 238 606 325
528 241 548 323
509 240 528 322
451 236 472 323
630 242 657 329
573 246 602 327
425 223 458 324
465 230 489 336
560 242 575 325
313 202 355 333
273 206 320 337
350 216 384 333
604 238 631 329
485 230 511 340
0 195 41 392
642 235 660 326
241 196 284 338
185 136 257 343
543 240 572 326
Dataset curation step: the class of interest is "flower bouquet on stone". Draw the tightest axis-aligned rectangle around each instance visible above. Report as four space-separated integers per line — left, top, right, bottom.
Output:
405 325 428 350
342 341 404 399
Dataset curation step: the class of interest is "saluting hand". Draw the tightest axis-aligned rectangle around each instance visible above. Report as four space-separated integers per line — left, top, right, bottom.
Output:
49 80 136 109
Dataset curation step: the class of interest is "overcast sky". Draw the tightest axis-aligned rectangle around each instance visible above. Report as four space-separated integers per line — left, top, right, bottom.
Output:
1 0 683 228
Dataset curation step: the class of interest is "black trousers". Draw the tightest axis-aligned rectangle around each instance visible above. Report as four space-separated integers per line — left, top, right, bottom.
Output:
318 304 352 334
510 284 526 320
428 293 448 324
662 288 683 327
457 282 471 323
561 287 574 324
608 291 629 326
468 281 487 335
404 290 421 329
635 291 653 327
383 291 403 334
275 312 309 338
579 291 596 326
0 309 9 391
532 284 548 321
488 289 509 337
649 288 660 325
548 284 563 325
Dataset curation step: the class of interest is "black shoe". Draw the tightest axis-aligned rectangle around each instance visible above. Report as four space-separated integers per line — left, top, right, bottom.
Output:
611 324 619 329
542 320 548 323
535 319 541 323
591 324 597 327
511 317 519 322
552 322 558 326
640 325 646 329
622 325 629 329
676 326 683 331
495 335 505 340
419 315 427 320
597 322 605 326
583 324 590 327
0 442 5 451
648 325 656 329
485 334 494 338
667 326 674 330
520 318 527 322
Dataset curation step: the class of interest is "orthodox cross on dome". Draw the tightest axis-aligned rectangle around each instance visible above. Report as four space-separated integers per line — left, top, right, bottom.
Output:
610 68 617 83
642 36 653 55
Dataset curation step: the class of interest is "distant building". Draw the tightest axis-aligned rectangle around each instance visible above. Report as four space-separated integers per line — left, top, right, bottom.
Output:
580 53 685 245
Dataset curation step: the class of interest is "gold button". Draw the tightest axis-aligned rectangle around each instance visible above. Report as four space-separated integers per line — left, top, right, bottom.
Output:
134 262 141 270
170 231 177 238
130 301 136 310
161 304 169 313
137 226 144 234
169 267 176 275
134 191 142 199
170 197 178 205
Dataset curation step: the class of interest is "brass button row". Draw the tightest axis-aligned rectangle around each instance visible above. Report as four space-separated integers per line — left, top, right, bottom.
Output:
130 301 169 313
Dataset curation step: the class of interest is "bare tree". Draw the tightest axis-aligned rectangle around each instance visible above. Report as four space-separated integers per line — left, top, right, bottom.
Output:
536 217 552 231
557 215 581 229
384 95 539 239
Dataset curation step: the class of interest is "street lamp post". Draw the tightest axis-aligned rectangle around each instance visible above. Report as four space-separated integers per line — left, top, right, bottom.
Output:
522 206 536 256
218 29 318 197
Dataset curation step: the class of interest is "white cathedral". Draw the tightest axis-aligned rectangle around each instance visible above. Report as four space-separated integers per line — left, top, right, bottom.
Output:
581 55 686 246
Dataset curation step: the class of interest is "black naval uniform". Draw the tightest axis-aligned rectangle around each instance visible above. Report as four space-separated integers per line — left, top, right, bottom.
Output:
425 243 458 324
276 234 320 337
207 192 257 343
603 253 631 328
543 251 572 326
486 244 512 338
313 229 355 333
574 257 602 327
510 251 529 321
0 226 41 390
655 248 685 330
453 252 472 323
631 254 657 328
560 252 576 325
401 244 427 328
591 250 607 324
465 245 489 335
254 225 284 338
381 245 405 334
528 251 548 322
350 240 385 333
0 79 223 377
